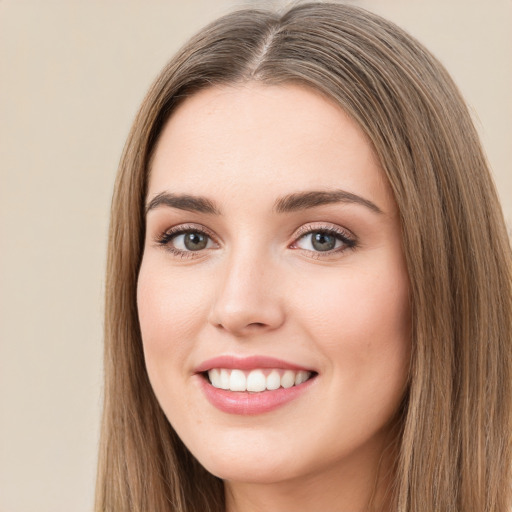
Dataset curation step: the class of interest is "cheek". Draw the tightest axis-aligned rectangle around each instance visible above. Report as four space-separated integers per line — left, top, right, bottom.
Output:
293 260 411 383
295 265 411 450
136 257 215 424
136 258 211 378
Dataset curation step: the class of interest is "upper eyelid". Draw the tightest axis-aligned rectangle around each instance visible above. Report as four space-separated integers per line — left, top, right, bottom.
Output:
156 222 352 236
291 222 355 240
157 223 218 240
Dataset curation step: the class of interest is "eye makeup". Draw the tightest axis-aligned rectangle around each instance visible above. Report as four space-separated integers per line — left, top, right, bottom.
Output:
153 220 357 260
290 223 357 257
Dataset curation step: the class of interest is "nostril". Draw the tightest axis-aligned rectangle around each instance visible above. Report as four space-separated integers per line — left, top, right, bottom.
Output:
208 297 286 335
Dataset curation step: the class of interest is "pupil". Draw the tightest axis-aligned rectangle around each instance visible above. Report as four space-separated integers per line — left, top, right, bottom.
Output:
312 232 335 251
184 232 207 251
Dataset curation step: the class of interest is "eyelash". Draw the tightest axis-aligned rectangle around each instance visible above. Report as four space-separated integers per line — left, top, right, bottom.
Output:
291 224 357 258
154 223 357 259
155 224 217 259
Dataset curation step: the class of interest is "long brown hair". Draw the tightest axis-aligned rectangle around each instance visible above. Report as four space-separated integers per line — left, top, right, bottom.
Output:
95 3 512 511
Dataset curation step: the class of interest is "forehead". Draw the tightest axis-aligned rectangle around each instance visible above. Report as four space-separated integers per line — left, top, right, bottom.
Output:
148 83 394 212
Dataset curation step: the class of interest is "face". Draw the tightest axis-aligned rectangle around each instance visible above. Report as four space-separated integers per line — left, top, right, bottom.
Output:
137 84 410 488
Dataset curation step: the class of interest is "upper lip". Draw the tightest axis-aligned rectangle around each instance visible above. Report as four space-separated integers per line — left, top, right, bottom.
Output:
194 355 314 373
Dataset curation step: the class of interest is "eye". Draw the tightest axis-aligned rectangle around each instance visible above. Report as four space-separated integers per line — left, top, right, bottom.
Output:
291 226 356 255
297 232 340 252
172 232 213 251
155 225 217 256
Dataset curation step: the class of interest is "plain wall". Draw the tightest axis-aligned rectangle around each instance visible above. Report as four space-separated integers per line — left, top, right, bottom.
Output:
0 1 510 511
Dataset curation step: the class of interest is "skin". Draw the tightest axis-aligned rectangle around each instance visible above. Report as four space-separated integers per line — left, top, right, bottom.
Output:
137 83 411 512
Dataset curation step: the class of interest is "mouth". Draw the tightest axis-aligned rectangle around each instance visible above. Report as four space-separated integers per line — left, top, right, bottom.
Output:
195 356 318 415
204 368 315 392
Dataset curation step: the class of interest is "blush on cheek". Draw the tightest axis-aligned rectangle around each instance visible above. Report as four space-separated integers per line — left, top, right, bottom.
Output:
137 262 218 378
295 263 410 385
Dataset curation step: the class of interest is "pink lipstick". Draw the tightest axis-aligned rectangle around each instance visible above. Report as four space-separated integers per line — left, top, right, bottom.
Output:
195 355 317 415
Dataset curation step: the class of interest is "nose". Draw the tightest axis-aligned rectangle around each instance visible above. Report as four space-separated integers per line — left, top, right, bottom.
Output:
208 250 285 336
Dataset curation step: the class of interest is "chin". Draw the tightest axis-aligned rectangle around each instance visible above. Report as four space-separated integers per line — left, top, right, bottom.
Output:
186 436 305 485
201 458 299 485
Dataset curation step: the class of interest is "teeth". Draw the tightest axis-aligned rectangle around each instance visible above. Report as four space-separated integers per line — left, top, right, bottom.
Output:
219 369 230 389
295 370 309 385
266 370 281 390
281 370 295 389
229 369 246 391
209 368 220 386
207 368 312 392
246 370 266 392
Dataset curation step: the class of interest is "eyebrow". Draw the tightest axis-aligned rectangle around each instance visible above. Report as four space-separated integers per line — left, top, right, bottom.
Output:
273 190 383 214
145 189 382 216
145 192 221 215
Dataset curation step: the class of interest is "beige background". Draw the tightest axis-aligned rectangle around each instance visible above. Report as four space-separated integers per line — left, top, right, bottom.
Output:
0 1 510 511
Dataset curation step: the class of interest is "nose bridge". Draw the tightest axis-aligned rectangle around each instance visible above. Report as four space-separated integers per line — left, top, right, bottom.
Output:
208 239 284 335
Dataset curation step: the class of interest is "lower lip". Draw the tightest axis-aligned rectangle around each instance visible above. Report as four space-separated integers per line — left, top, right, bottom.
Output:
198 375 316 415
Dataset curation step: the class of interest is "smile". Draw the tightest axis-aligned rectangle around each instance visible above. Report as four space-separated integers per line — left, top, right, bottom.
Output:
195 356 318 415
207 368 312 392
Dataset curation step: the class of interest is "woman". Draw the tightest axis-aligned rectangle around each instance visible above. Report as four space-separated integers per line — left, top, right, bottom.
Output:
95 3 512 511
